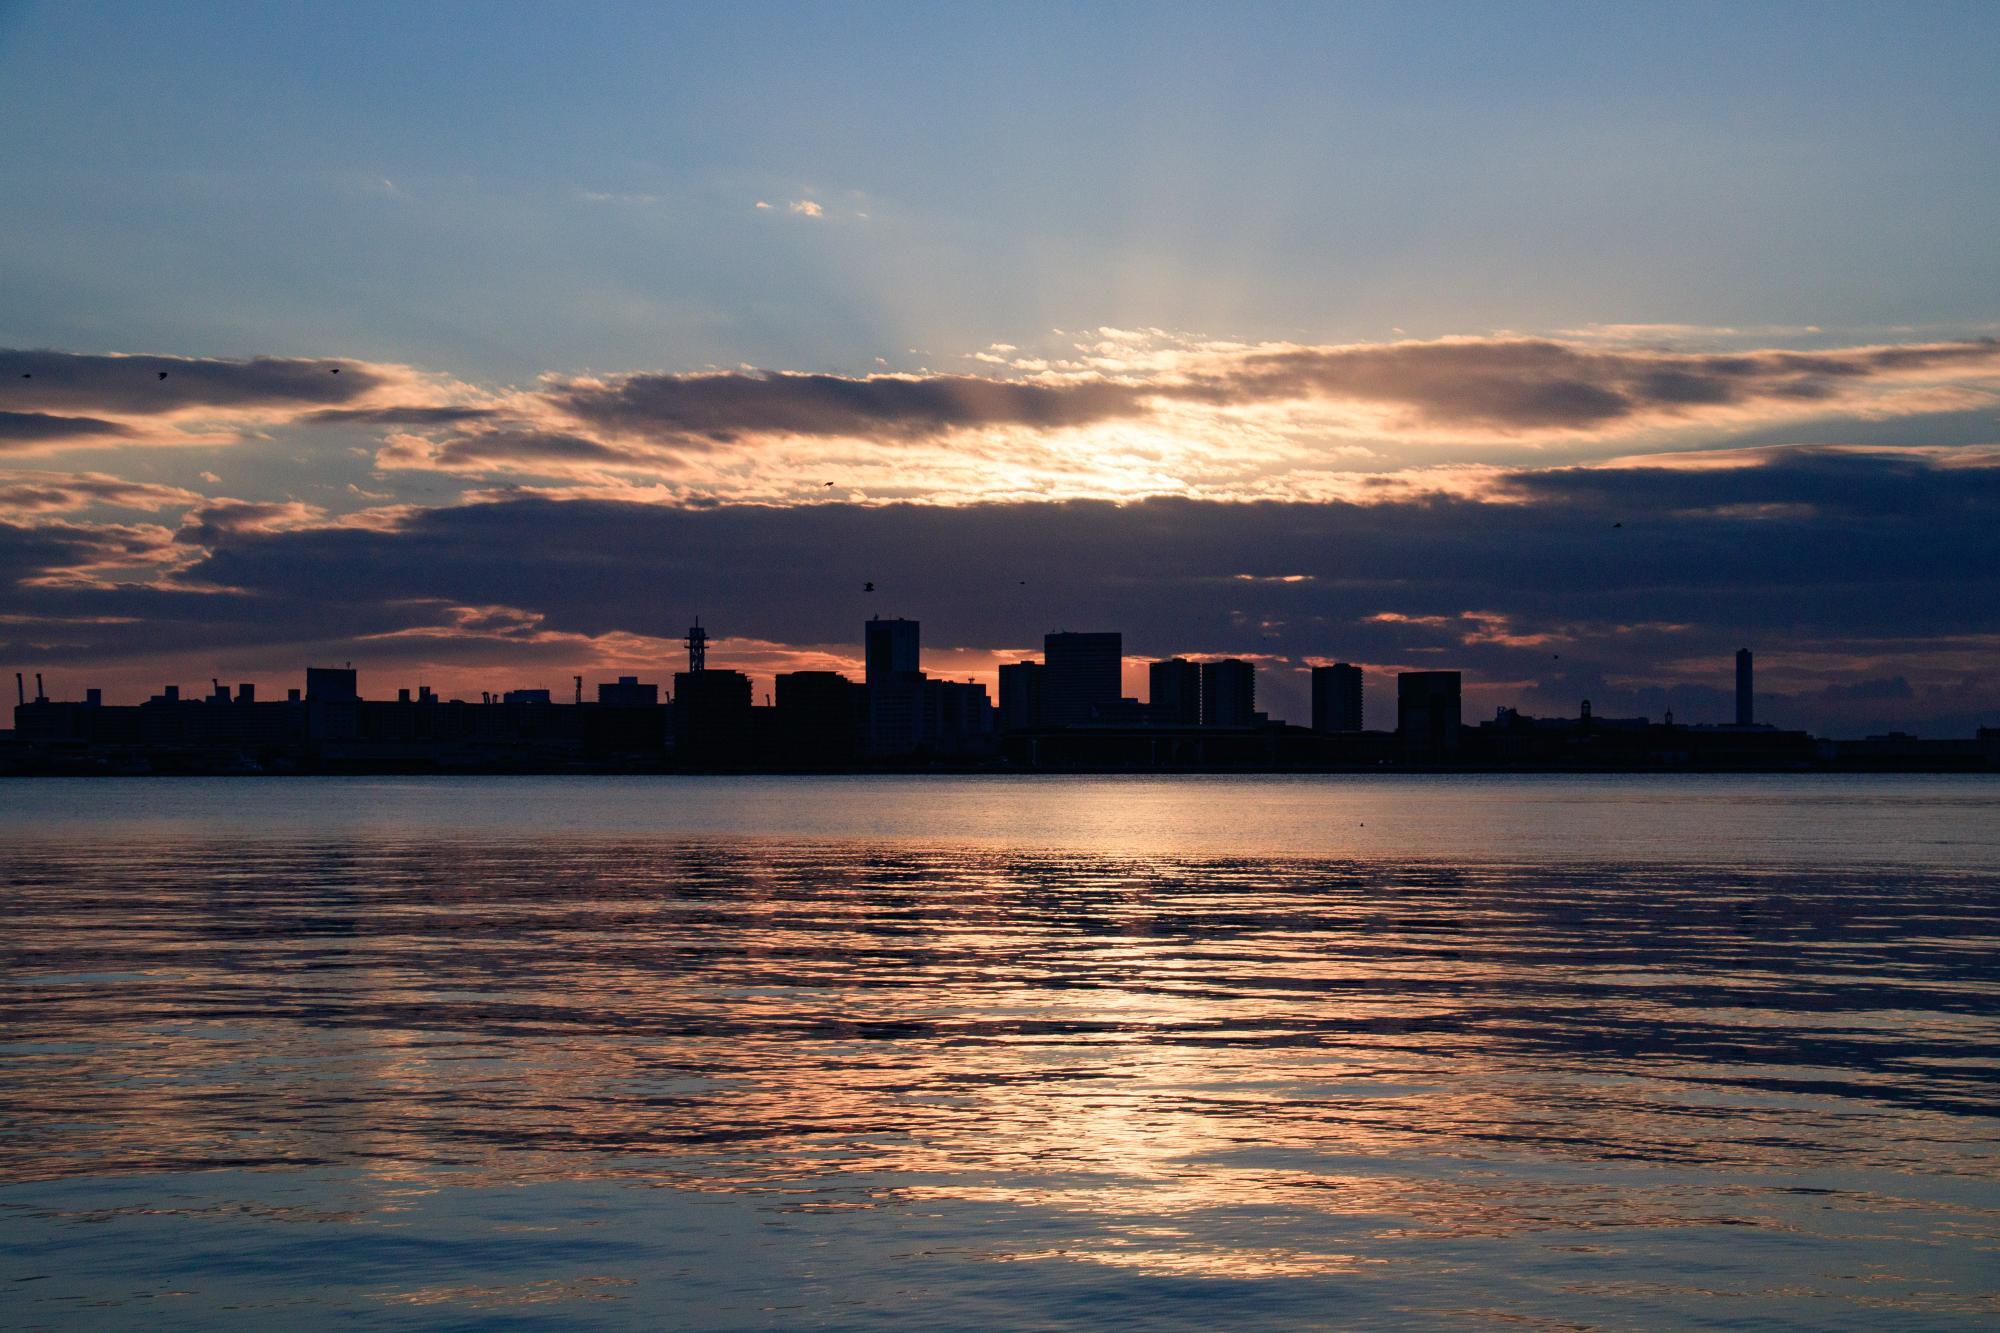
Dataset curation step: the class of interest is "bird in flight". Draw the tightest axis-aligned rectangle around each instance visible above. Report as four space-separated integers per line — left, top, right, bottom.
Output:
330 367 340 374
157 371 169 380
864 581 875 592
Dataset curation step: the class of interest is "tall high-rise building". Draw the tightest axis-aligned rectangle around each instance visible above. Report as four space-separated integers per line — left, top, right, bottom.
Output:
1043 632 1121 727
1311 663 1364 733
866 617 925 755
865 618 920 683
1148 658 1201 725
1200 658 1256 727
997 661 1045 731
1735 648 1754 727
1397 671 1461 754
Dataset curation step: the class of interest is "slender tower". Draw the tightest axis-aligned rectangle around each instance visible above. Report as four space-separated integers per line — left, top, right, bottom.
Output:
686 618 708 674
1735 648 1753 727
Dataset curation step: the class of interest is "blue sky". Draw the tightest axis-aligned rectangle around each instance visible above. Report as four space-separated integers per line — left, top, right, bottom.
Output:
2 1 1997 731
7 1 1997 378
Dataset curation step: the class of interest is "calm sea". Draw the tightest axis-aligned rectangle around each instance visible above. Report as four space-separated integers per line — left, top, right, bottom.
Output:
2 775 1997 1329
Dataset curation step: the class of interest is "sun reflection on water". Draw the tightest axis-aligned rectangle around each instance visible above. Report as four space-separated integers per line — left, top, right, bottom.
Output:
2 829 1997 1324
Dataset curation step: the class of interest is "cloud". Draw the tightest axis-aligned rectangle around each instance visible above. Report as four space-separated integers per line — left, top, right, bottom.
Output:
1175 336 2000 432
788 199 823 218
0 350 386 416
173 498 328 548
0 471 201 516
376 427 653 472
304 405 498 427
341 333 2000 501
0 410 136 451
0 519 183 587
0 349 470 456
549 370 1150 444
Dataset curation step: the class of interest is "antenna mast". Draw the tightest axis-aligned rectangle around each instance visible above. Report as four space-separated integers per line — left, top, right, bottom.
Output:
686 618 707 673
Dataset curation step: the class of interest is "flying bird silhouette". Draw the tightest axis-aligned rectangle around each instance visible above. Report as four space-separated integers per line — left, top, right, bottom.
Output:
157 371 169 380
329 367 340 374
864 581 874 592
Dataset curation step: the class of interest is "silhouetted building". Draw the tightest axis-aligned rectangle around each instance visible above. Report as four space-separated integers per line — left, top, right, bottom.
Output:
1149 658 1201 725
304 667 360 743
865 616 925 755
1398 671 1461 755
1736 648 1754 727
998 661 1045 731
1044 632 1121 727
597 675 658 707
924 678 997 756
305 666 357 701
1311 663 1364 733
775 671 865 765
502 689 552 705
674 668 752 765
1201 658 1256 727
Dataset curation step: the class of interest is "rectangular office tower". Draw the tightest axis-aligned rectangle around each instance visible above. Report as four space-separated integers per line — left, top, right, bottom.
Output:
1043 632 1121 727
1148 658 1201 725
1200 658 1256 727
1736 648 1754 727
997 660 1045 731
865 617 924 755
865 617 920 684
1397 671 1462 754
1311 663 1364 732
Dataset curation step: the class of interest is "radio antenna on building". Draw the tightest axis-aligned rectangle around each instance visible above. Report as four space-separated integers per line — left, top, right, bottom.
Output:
573 675 583 706
686 617 707 673
14 672 23 706
35 672 45 702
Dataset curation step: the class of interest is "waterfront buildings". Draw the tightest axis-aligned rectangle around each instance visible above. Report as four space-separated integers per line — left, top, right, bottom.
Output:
1397 671 1463 756
1311 663 1364 733
1200 659 1257 727
1042 632 1122 728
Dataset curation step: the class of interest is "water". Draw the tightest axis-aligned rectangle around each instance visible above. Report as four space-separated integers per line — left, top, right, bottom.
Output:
2 774 1997 1328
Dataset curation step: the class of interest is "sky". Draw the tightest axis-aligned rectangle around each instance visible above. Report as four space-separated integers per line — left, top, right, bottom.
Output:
2 0 1998 734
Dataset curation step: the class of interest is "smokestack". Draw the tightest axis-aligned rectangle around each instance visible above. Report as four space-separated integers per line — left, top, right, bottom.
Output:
14 673 22 707
35 672 45 702
1735 649 1753 727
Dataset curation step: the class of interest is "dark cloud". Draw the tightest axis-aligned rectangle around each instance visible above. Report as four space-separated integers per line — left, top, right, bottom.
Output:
0 410 134 449
1816 676 1916 702
1183 337 2000 430
173 499 322 548
553 370 1150 444
305 405 498 426
0 519 178 584
0 471 198 516
479 338 2000 453
0 350 383 417
380 428 651 470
